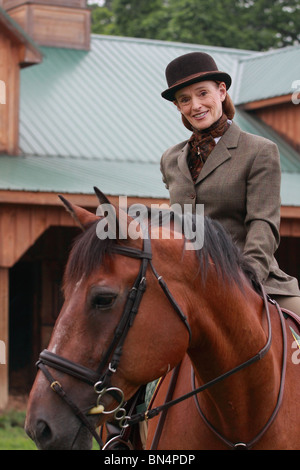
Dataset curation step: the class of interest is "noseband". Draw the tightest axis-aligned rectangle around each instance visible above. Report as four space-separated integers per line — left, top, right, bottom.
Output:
37 235 192 448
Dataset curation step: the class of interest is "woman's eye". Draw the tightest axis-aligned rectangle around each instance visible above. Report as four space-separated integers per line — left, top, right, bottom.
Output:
92 294 117 310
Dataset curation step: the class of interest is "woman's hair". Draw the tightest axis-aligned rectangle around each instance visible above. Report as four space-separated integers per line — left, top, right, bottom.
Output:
179 81 235 131
222 93 235 120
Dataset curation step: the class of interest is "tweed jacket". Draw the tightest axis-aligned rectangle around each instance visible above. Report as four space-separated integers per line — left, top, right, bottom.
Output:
160 121 300 296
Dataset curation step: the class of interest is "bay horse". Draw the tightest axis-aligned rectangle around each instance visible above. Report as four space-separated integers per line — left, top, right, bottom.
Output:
25 188 300 450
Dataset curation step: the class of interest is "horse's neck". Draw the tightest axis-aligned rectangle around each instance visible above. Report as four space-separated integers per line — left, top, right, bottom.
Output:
187 276 280 442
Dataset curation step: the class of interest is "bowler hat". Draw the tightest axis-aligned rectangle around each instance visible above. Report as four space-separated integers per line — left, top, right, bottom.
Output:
161 52 232 101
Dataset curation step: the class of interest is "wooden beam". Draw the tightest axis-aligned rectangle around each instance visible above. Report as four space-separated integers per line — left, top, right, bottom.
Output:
281 206 300 219
7 4 91 50
0 10 42 64
3 0 87 8
0 267 9 410
0 190 169 207
240 94 292 110
280 206 300 237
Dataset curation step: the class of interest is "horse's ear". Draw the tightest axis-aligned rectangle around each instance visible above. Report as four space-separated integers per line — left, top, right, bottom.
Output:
94 187 111 205
94 186 130 240
58 195 99 231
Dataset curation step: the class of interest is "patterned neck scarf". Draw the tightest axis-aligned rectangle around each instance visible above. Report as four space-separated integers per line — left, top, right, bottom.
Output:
188 113 230 183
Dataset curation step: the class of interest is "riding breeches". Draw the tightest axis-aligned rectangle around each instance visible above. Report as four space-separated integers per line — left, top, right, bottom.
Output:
272 295 300 317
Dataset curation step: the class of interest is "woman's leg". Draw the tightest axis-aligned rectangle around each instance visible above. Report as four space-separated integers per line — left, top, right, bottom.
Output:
272 295 300 317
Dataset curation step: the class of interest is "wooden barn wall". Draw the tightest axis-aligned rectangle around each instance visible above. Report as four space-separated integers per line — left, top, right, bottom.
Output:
0 32 20 155
254 102 300 153
0 203 77 268
0 203 78 406
6 4 90 50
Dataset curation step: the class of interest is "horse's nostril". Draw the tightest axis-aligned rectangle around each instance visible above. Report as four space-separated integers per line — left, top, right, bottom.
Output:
36 420 52 447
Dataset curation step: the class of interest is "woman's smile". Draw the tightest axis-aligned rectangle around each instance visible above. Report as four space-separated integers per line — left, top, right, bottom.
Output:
193 110 209 120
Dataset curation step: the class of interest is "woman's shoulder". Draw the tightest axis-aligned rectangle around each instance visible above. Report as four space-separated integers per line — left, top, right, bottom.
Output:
161 139 189 161
234 122 278 151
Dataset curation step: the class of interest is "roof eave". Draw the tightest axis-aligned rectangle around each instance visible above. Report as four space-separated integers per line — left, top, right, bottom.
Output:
0 8 42 66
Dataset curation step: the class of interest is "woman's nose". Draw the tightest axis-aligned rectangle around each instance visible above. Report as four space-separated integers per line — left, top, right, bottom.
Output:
191 96 202 111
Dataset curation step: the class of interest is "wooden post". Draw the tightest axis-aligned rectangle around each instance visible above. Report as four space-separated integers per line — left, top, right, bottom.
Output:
0 267 9 410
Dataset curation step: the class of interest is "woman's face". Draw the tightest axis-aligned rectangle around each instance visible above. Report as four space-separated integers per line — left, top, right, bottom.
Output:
174 81 226 131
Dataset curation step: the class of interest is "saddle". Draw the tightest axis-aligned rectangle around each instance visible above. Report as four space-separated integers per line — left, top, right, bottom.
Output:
282 307 300 347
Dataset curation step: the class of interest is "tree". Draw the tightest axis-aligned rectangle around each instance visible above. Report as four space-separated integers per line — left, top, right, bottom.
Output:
111 0 169 39
89 2 119 35
242 0 300 49
88 0 300 51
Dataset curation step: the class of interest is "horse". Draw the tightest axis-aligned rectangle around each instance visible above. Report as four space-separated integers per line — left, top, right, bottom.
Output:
25 188 300 450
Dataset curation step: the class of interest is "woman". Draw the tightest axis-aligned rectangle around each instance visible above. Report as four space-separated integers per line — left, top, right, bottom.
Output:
160 52 300 314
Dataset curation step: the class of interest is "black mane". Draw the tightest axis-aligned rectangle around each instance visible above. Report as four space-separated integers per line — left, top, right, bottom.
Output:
195 217 258 289
63 214 258 292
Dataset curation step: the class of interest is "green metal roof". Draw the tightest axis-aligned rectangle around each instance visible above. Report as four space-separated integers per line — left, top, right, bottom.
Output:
0 35 299 205
0 156 168 198
233 45 300 104
19 37 252 162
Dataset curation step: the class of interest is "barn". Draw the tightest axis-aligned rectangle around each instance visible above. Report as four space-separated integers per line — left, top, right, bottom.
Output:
0 0 299 408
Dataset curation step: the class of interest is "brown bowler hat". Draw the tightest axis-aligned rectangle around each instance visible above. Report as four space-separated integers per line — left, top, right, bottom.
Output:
161 52 232 101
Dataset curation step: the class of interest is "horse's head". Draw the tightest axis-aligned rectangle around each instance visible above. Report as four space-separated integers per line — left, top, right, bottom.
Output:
25 189 191 449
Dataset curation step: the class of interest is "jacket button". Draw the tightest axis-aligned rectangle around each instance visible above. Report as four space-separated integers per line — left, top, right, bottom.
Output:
189 193 196 199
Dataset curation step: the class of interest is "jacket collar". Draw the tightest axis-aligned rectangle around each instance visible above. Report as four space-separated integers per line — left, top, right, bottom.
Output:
177 121 240 184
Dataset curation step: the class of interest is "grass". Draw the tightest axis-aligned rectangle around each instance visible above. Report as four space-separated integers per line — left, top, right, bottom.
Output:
0 408 101 450
0 409 37 450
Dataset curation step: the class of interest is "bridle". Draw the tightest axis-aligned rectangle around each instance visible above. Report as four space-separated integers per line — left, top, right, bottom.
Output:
37 233 286 450
37 235 191 448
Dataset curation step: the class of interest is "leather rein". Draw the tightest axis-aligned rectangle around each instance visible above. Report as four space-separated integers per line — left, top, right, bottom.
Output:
37 234 285 450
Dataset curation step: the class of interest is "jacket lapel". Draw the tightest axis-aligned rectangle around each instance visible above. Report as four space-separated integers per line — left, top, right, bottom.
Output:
176 121 241 185
195 121 240 184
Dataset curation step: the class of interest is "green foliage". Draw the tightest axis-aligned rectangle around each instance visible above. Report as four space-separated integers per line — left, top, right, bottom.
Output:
88 0 300 51
89 3 118 35
0 409 100 450
0 410 36 450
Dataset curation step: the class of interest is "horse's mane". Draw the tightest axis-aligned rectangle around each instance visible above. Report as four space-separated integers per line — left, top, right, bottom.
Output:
194 217 258 290
63 214 258 293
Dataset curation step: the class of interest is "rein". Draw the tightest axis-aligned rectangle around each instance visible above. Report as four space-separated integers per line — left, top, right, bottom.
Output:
191 296 287 449
128 284 275 426
37 234 283 450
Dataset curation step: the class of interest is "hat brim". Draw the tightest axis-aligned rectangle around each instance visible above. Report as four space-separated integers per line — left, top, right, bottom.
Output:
161 71 232 101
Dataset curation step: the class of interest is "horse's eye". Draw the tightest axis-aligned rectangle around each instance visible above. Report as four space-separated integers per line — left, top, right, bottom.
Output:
92 294 117 310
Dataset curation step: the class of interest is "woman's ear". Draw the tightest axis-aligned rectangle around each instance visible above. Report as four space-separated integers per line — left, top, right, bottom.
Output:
219 82 227 102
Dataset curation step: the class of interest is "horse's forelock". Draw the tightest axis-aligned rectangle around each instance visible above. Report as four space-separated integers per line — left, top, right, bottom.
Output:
63 221 117 293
